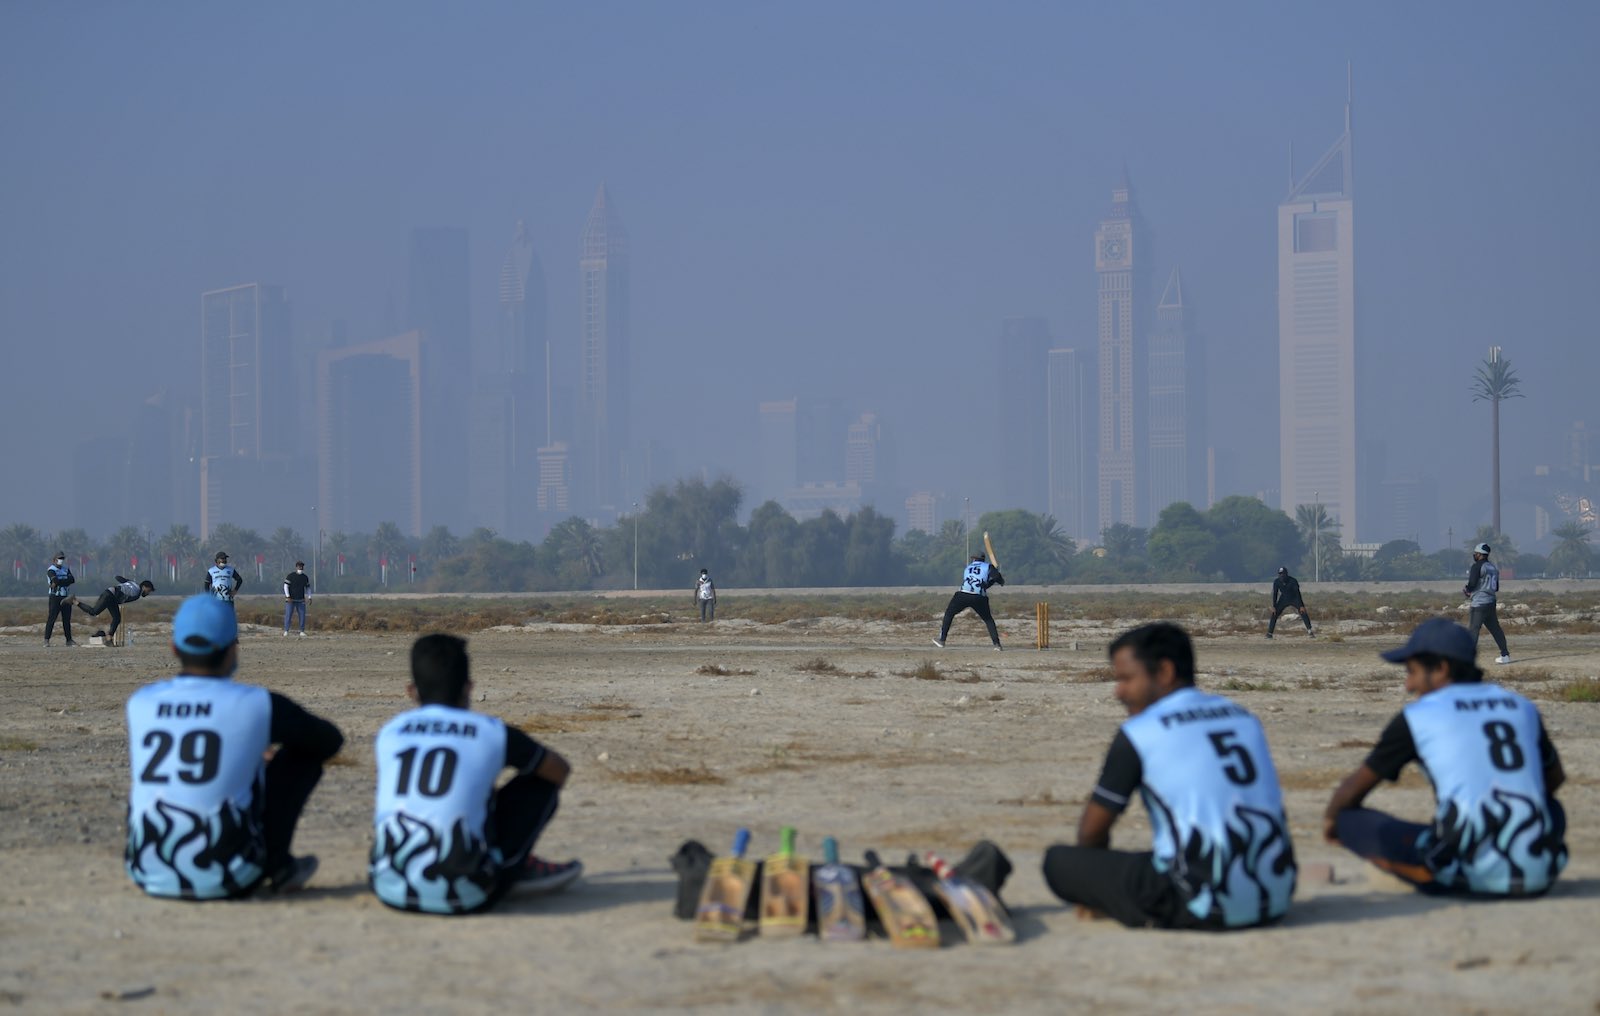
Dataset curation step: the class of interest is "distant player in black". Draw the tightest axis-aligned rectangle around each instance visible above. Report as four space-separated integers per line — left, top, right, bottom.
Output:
73 576 156 641
933 553 1005 650
45 551 77 647
283 561 311 636
1266 566 1313 639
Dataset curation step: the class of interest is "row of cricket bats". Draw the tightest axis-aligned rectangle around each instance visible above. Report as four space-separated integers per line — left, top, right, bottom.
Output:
694 827 1014 947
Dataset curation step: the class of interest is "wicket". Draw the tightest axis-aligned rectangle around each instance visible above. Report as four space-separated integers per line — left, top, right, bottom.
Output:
1035 601 1050 650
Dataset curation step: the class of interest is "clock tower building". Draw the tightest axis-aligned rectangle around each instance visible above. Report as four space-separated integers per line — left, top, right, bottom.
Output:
1094 172 1150 532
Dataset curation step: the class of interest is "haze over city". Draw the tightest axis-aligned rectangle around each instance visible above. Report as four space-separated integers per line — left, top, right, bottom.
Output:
2 1 1596 556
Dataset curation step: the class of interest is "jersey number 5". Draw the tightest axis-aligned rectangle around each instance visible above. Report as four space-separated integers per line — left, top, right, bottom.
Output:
1207 730 1258 786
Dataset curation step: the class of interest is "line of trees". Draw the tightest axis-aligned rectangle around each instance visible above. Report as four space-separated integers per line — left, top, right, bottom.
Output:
2 479 1592 597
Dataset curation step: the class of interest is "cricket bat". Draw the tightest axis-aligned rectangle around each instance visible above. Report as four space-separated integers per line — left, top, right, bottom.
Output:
860 850 939 949
924 851 1016 945
812 836 865 942
983 531 999 570
759 825 809 938
694 828 757 942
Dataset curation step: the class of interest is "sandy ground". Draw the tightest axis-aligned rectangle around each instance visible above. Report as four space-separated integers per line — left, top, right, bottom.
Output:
2 603 1598 1015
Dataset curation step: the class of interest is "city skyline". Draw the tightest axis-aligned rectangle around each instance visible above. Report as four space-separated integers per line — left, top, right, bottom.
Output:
4 4 1598 555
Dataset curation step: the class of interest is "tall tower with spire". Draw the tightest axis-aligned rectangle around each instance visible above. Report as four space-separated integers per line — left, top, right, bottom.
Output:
1278 72 1356 541
577 185 631 512
1147 269 1207 517
1094 171 1150 532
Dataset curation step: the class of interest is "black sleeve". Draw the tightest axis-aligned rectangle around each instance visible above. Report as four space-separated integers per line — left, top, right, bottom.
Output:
1537 718 1561 773
1465 560 1482 594
1090 730 1142 813
1363 713 1417 781
115 575 129 585
986 567 1005 588
504 725 549 777
268 692 343 761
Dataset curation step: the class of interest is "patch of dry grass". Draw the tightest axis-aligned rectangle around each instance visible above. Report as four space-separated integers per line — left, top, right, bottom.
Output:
997 789 1067 808
0 735 40 751
1549 680 1600 703
516 701 641 734
695 663 755 676
796 657 841 674
898 660 981 683
1217 678 1285 692
609 764 726 786
1059 666 1115 684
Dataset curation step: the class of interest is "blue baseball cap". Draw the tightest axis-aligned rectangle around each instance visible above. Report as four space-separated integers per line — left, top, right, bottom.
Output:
172 594 238 653
1379 617 1475 665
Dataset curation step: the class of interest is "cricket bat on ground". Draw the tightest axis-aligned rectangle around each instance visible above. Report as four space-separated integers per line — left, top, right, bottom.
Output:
759 825 809 938
983 532 999 570
812 836 865 942
860 850 939 948
924 851 1016 945
694 828 757 942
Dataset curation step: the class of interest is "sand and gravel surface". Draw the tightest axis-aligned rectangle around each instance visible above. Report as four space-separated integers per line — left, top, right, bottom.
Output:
3 592 1598 1014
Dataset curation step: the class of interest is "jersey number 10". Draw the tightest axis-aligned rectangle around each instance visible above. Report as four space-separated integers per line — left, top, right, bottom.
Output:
393 746 460 797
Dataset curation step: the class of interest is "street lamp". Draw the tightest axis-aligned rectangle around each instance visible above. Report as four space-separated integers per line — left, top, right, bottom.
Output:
1313 491 1320 583
964 497 971 558
632 502 639 591
310 506 318 593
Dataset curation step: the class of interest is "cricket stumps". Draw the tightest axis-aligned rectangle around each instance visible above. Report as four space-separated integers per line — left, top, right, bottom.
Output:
1035 602 1050 650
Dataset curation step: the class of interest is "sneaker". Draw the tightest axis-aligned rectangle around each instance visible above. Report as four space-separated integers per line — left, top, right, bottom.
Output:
65 640 78 647
262 855 318 894
992 644 1003 652
44 641 51 648
282 630 289 636
516 855 583 895
1496 655 1512 665
298 631 308 638
1264 633 1273 640
1308 630 1316 639
931 639 945 649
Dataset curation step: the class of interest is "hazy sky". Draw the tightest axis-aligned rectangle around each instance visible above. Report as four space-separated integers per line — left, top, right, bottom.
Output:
3 1 1597 547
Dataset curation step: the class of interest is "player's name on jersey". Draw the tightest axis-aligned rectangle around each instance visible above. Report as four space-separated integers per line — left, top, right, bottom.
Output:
396 718 481 737
156 702 213 718
1157 703 1249 728
1452 696 1521 713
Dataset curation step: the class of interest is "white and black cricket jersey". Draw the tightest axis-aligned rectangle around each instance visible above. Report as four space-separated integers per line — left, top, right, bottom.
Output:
1092 686 1297 927
370 704 546 914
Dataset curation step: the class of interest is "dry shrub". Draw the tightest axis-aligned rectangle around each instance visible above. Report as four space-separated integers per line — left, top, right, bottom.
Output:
325 753 362 767
1552 681 1600 703
517 703 639 733
1061 667 1114 684
1218 678 1283 692
0 735 39 751
997 790 1063 807
796 657 841 674
898 661 980 683
1335 738 1372 749
1499 667 1557 684
610 765 725 785
695 664 755 676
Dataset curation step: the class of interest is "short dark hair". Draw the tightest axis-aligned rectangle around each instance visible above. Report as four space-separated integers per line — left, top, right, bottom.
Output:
139 580 156 593
1109 622 1196 686
411 633 471 705
295 561 305 567
176 646 233 673
1410 651 1483 684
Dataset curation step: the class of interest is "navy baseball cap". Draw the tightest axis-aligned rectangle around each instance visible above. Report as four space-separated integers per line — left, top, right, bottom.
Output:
172 594 238 652
1379 617 1475 664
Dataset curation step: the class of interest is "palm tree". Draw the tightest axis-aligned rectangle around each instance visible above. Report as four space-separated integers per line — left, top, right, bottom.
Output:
0 523 44 580
370 522 410 583
1294 503 1341 576
420 525 460 563
1034 513 1077 569
1471 348 1524 536
105 526 146 575
268 527 304 571
157 524 200 582
551 517 604 578
1548 521 1594 578
1100 523 1148 561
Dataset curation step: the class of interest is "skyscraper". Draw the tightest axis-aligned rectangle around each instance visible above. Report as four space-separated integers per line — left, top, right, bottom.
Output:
407 227 471 532
1146 269 1207 517
1279 80 1356 539
199 283 294 538
1095 173 1150 531
317 332 423 537
1047 347 1091 542
578 185 631 512
469 221 548 537
757 400 798 509
996 317 1050 513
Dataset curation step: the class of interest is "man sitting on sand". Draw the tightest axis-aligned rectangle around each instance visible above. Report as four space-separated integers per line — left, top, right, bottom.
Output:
1042 622 1297 929
1323 617 1566 896
370 634 583 914
125 595 343 898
